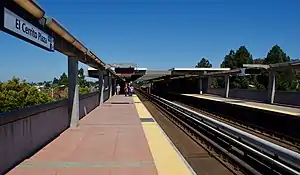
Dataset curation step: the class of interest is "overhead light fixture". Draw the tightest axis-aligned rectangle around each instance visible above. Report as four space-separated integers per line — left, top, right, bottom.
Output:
14 0 45 19
46 18 75 43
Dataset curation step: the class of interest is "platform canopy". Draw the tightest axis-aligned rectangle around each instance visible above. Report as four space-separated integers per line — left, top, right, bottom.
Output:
169 68 230 76
243 60 300 71
137 68 231 83
87 66 147 81
87 67 120 78
107 63 137 68
135 70 172 82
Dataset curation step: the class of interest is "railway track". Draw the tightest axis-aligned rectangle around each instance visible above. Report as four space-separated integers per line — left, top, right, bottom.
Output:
136 91 243 175
165 93 300 146
136 89 300 175
174 101 300 154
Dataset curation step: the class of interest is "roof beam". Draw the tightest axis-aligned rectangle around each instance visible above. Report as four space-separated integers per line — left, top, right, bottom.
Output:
203 69 242 77
269 61 300 71
243 64 270 69
14 0 45 19
243 61 300 71
109 63 137 67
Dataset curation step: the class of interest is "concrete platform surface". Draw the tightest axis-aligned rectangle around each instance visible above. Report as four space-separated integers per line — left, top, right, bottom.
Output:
182 94 300 116
8 95 194 175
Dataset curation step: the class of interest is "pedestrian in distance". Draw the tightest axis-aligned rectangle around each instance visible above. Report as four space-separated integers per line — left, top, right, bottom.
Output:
124 83 129 97
129 85 134 96
116 84 121 95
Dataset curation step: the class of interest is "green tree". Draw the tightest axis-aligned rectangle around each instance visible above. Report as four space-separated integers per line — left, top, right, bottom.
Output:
253 58 265 64
53 77 59 85
56 69 92 88
265 45 290 64
78 68 87 87
265 45 294 91
220 46 253 89
45 81 51 88
221 46 253 69
0 77 52 113
79 87 89 95
253 45 296 91
221 50 235 68
85 80 97 88
58 73 68 86
218 45 297 91
195 58 212 68
233 46 253 68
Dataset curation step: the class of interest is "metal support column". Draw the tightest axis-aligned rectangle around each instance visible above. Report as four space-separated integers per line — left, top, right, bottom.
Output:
207 76 212 89
68 56 79 128
224 75 230 98
268 71 276 104
114 78 117 95
98 70 104 105
109 73 112 98
199 78 203 94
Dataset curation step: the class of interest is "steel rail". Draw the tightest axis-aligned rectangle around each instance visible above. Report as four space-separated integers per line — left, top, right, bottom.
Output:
139 89 300 174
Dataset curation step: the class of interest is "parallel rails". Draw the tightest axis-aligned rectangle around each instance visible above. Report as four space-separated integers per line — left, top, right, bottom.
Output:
175 102 300 153
137 88 300 175
168 93 300 144
137 90 249 174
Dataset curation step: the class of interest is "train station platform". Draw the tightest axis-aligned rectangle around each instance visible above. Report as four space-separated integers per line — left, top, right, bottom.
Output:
182 94 300 117
8 95 195 175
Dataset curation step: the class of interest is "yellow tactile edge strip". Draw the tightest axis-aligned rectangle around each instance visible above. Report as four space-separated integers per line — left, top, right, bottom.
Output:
182 94 300 116
132 95 196 175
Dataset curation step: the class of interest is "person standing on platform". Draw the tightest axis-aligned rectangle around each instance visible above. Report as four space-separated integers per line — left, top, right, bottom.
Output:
128 84 131 96
129 85 134 96
124 83 129 96
116 84 121 95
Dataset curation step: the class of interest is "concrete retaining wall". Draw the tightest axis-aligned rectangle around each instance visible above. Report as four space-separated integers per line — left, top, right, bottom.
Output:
207 88 300 106
206 88 224 97
103 89 110 102
79 91 100 119
0 91 103 174
275 91 300 106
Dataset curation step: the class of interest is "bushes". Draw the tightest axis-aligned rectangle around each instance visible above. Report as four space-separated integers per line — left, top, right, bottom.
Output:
0 75 95 113
0 77 53 113
79 87 89 95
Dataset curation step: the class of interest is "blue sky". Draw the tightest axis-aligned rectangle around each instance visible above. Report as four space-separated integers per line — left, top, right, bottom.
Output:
0 0 299 82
